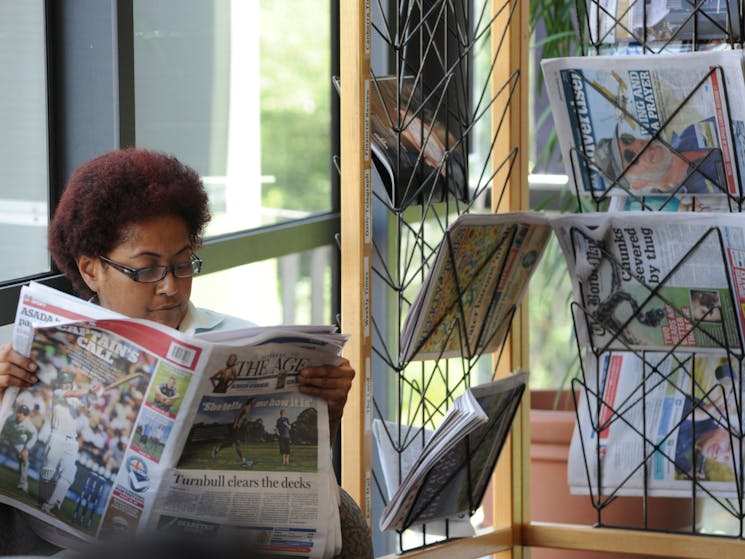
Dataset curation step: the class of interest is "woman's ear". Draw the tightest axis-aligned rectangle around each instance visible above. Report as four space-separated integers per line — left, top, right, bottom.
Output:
76 255 101 294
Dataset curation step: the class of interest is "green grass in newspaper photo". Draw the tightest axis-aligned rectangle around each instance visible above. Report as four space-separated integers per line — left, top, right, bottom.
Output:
179 440 318 472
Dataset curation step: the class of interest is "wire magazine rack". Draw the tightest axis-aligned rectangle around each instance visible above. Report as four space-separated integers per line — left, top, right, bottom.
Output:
567 222 745 537
356 0 526 553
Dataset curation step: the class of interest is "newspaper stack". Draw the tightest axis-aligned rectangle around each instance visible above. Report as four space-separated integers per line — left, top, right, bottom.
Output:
552 212 745 353
400 212 551 362
542 50 745 199
378 371 527 531
1 281 346 558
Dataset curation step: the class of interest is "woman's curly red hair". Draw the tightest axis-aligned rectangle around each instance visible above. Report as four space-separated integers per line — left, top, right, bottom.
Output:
48 148 211 298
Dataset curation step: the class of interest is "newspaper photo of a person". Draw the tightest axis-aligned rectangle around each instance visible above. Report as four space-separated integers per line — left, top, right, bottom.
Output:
212 398 256 468
146 370 187 418
275 409 292 465
178 394 318 472
673 360 741 482
210 353 238 393
0 403 38 493
593 120 727 195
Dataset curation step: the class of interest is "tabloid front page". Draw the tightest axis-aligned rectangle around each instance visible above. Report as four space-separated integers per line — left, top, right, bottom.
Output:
0 282 345 558
542 50 745 198
569 351 743 498
552 212 745 353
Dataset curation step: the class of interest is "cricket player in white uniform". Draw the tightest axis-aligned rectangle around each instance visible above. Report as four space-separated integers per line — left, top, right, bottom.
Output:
39 371 101 513
0 404 38 492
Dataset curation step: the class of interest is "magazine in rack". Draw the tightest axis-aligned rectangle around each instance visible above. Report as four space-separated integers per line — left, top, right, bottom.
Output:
541 49 745 198
552 212 745 352
369 75 468 207
400 212 552 362
378 371 528 531
1 282 345 558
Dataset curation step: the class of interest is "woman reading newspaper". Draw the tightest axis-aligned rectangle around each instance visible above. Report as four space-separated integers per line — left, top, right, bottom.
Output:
0 148 356 556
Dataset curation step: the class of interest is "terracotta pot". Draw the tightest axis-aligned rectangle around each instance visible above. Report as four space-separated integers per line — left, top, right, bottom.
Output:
529 390 695 559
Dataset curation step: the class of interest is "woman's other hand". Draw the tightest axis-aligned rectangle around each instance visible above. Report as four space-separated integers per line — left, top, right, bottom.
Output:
298 358 355 441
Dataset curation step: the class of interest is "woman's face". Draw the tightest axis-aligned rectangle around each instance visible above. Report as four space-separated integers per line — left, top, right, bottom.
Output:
76 214 194 329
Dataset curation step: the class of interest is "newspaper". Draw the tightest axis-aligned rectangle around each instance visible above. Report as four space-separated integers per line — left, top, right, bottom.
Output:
0 282 346 558
372 420 475 538
569 351 743 497
552 212 745 352
370 75 468 208
586 0 740 50
541 50 745 198
400 212 551 362
378 371 527 532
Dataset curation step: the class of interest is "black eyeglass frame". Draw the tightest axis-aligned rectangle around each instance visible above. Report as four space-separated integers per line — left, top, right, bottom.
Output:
99 254 203 283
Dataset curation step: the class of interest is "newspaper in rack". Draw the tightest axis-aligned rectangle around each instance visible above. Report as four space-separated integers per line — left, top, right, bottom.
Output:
372 420 476 538
586 0 740 51
569 351 743 497
552 212 745 352
542 50 745 198
0 282 346 558
378 371 527 531
400 212 551 362
370 75 468 208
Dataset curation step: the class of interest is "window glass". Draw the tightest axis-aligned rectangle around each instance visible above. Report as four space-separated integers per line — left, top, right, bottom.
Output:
133 0 332 238
190 246 334 327
0 0 49 283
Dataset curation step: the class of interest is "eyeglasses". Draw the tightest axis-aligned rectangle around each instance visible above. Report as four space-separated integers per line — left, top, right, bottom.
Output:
99 254 202 283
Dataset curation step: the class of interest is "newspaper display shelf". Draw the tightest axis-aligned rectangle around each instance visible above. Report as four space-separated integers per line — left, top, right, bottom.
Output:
537 0 745 545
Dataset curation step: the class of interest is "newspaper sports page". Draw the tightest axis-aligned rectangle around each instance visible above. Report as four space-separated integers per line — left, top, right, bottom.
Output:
0 282 344 558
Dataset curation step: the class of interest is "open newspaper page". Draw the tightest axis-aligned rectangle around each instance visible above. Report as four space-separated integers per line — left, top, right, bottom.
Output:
379 371 527 531
0 282 344 558
552 212 745 352
542 50 745 198
586 0 739 51
145 330 343 558
400 212 551 362
569 351 742 497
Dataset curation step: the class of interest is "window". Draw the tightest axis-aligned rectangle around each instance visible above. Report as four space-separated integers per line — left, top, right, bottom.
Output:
0 1 340 338
0 0 49 283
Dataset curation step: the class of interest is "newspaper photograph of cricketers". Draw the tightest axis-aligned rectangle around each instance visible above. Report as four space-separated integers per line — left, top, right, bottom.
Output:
0 323 154 536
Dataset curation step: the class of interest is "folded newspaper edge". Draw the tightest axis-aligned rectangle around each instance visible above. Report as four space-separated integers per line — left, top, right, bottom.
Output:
0 281 344 558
